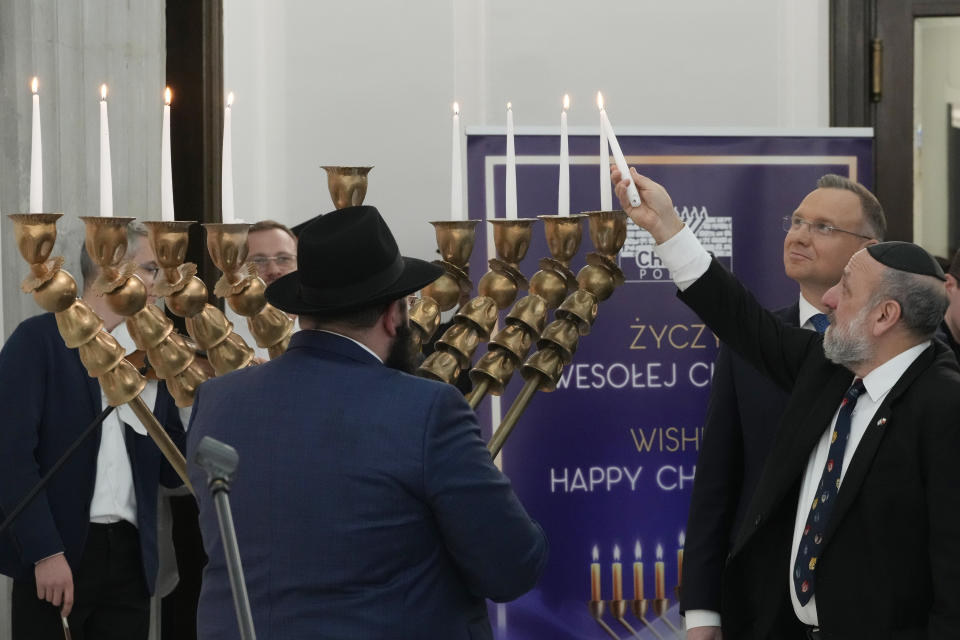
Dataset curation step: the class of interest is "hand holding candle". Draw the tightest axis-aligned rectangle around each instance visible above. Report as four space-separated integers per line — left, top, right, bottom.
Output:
654 543 665 599
633 541 644 600
599 97 642 208
161 87 175 222
30 77 42 213
99 84 113 217
590 545 601 601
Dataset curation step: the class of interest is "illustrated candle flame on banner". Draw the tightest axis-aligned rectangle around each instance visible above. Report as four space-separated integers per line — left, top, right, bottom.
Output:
590 545 601 602
633 540 644 600
678 530 685 588
655 543 665 600
161 87 174 222
611 544 623 601
100 84 113 217
30 77 42 213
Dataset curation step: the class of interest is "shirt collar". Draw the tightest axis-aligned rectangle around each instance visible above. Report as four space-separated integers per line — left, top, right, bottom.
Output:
316 330 383 363
797 294 823 330
860 341 931 402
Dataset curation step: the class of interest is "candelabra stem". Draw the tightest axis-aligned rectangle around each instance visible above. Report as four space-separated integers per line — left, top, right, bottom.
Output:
487 374 541 458
595 618 622 640
466 378 490 410
614 615 643 640
637 617 667 640
127 395 193 494
659 617 683 638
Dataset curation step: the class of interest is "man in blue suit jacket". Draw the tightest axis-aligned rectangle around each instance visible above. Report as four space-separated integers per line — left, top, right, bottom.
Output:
187 206 548 640
0 226 186 640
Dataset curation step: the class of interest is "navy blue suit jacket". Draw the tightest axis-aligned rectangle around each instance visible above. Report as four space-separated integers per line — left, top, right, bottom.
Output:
0 313 185 593
186 330 548 640
680 303 798 614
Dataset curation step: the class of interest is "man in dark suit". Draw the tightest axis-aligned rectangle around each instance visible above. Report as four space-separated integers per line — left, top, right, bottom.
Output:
186 206 548 640
682 175 886 638
938 248 960 362
614 168 960 638
0 223 186 640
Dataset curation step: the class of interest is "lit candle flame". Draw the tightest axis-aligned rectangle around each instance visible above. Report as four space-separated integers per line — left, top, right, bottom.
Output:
656 544 663 560
101 84 108 100
453 101 459 116
563 94 570 111
506 101 512 110
227 91 235 107
679 531 685 547
31 77 38 94
635 541 642 560
597 91 604 111
613 544 620 561
165 87 172 106
592 545 599 562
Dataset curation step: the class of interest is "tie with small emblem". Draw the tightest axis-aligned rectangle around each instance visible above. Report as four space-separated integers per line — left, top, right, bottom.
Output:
793 378 866 605
809 313 830 334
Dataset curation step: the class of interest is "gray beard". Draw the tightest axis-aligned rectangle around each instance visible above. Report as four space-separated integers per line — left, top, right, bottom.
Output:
822 308 874 369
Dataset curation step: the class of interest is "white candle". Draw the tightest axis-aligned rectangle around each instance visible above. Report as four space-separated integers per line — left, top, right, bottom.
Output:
597 92 612 211
450 102 464 221
558 94 570 216
161 87 175 222
505 102 517 220
600 106 642 208
221 92 235 223
30 77 42 213
99 84 113 217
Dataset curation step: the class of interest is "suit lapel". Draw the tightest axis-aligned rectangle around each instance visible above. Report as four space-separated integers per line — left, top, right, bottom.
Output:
822 344 935 542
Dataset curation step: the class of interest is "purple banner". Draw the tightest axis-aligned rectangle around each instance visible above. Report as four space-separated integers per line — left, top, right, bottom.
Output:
465 130 873 640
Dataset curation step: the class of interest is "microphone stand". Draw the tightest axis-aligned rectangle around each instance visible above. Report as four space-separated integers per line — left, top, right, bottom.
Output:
0 405 115 537
193 436 256 640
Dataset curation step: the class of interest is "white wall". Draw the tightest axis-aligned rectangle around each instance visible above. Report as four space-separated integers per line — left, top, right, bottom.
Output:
224 0 829 262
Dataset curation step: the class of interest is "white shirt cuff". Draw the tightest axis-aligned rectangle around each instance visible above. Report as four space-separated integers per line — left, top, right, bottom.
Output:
652 223 712 291
684 609 722 630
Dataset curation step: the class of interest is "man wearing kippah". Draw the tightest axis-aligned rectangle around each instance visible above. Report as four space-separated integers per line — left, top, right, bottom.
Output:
186 206 548 640
612 168 960 639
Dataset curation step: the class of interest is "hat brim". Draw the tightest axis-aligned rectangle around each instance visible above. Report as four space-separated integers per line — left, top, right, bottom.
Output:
265 257 444 316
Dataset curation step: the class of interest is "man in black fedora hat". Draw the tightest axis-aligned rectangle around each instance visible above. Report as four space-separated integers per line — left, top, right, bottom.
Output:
186 205 548 640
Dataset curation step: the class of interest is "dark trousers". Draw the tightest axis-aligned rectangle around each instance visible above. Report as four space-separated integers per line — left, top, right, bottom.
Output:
12 521 149 640
160 494 206 640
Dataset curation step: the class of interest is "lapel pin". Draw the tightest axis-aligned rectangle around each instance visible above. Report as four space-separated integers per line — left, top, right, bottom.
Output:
877 418 887 427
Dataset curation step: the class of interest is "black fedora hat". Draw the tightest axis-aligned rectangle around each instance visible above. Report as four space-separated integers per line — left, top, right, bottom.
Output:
265 205 443 315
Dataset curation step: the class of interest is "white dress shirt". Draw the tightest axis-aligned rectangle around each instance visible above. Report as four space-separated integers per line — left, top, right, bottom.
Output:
656 226 928 629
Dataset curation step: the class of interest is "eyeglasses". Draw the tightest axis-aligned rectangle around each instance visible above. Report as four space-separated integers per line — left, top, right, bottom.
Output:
249 255 297 268
781 216 873 240
137 264 160 280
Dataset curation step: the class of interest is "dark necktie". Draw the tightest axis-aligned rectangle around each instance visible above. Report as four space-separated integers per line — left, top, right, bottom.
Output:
809 313 830 334
793 378 865 605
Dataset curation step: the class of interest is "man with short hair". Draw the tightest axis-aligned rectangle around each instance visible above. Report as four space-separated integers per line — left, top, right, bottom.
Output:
187 205 548 640
682 174 886 639
230 220 300 360
0 223 186 640
613 168 960 638
938 248 960 362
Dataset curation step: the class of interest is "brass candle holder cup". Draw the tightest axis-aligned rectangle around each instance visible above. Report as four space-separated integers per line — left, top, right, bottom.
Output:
204 223 293 360
418 219 536 385
410 220 478 351
609 599 646 640
322 166 372 210
467 214 585 409
487 211 627 458
8 213 192 492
